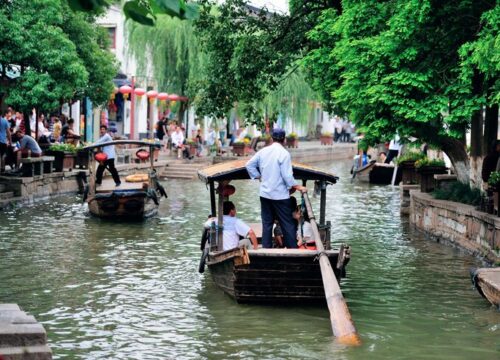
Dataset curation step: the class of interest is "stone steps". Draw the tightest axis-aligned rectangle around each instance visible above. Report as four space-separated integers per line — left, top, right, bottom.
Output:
161 161 210 179
0 192 14 200
0 304 52 359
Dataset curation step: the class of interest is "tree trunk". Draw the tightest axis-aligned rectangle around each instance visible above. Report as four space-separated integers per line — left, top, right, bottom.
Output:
439 136 470 184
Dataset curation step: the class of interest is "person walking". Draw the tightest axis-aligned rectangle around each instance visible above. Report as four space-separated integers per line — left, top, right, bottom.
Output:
94 125 121 187
246 128 307 249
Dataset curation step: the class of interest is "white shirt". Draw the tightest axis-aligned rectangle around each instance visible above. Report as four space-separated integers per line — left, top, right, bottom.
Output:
299 221 313 241
95 133 115 159
206 130 216 146
389 138 401 151
246 142 297 200
171 131 184 147
205 216 251 251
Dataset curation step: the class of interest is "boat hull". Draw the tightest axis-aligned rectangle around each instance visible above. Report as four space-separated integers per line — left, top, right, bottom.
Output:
207 248 348 304
88 190 158 220
355 162 402 185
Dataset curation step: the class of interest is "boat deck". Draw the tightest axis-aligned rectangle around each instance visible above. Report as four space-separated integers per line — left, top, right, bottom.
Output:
96 179 145 193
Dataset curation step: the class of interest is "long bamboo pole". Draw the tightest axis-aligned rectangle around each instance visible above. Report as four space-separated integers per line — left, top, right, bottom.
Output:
302 192 361 345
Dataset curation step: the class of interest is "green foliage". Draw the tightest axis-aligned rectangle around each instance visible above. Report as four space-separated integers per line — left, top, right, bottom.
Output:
68 0 199 24
395 151 426 165
49 143 78 153
488 171 500 186
302 0 496 151
414 157 446 169
0 0 116 113
433 181 482 206
193 0 321 120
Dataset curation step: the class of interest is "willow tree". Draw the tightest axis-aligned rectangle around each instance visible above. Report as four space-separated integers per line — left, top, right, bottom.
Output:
127 15 205 122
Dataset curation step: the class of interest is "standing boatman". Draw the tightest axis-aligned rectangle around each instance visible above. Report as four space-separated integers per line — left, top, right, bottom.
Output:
245 128 307 248
94 125 121 187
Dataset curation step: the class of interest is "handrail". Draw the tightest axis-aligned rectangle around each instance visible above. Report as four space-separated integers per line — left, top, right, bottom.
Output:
82 140 161 151
302 192 361 345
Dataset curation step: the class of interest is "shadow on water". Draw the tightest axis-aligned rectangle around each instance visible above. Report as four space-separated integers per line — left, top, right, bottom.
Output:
0 160 498 359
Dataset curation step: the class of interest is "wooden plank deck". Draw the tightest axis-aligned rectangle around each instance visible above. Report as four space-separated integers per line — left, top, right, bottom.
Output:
96 179 144 193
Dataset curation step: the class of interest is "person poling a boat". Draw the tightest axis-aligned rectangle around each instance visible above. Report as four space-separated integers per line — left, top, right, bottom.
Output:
245 128 307 249
204 200 258 251
94 125 121 187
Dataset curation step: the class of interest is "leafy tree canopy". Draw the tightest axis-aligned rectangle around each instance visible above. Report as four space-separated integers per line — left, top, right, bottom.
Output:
0 0 117 113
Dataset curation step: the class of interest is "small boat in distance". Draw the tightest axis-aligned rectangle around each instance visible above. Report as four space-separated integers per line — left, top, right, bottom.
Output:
197 160 351 304
82 140 167 220
353 159 402 185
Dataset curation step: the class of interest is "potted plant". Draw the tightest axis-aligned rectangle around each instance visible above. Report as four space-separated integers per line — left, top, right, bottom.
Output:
186 138 197 157
286 132 299 148
415 157 447 193
487 171 500 214
320 131 333 145
45 143 78 172
232 139 251 156
395 151 426 184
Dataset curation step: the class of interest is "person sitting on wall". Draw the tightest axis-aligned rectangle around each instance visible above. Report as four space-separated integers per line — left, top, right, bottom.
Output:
204 201 259 251
15 130 42 158
481 140 500 188
61 118 81 145
171 126 193 160
379 151 387 163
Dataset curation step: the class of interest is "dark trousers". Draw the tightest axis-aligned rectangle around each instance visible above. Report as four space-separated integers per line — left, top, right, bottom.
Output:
385 149 399 164
260 197 297 249
96 158 121 185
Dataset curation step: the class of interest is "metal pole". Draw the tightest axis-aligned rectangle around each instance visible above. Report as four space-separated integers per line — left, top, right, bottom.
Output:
319 180 326 226
131 76 135 139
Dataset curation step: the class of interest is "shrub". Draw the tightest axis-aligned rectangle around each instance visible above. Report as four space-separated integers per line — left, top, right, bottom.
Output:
49 143 77 153
395 151 426 165
433 181 482 206
414 157 446 168
488 171 500 186
321 131 332 136
287 132 298 139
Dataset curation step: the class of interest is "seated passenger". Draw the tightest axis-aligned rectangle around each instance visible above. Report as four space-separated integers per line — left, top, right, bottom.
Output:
290 196 315 249
204 201 258 251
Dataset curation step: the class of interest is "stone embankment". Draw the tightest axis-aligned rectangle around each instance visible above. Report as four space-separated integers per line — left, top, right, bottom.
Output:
409 191 500 265
0 304 52 359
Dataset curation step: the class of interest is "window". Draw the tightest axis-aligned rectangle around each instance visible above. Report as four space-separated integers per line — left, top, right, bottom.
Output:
107 27 116 49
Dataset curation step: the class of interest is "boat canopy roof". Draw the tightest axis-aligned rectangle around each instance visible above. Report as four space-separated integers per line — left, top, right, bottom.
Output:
198 160 338 184
82 140 161 151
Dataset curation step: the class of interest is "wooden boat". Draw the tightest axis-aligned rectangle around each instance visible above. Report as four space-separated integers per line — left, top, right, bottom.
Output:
82 140 167 220
353 160 402 185
471 267 500 308
197 160 351 304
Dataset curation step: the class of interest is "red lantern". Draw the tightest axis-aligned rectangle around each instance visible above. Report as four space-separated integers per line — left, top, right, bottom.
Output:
119 85 132 100
146 90 158 103
157 92 169 102
168 94 180 101
134 87 146 97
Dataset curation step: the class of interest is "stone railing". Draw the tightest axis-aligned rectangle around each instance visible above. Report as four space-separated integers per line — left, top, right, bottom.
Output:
410 191 500 264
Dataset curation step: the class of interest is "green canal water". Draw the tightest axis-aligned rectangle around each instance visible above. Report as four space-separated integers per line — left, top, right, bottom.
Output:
0 160 498 359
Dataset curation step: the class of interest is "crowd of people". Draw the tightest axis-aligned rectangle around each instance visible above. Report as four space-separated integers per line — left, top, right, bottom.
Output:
332 116 356 143
0 107 83 173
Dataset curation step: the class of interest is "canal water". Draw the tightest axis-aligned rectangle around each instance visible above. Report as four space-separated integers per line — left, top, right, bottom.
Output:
0 160 498 359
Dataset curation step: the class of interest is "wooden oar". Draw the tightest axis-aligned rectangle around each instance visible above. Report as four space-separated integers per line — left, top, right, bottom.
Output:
302 192 361 345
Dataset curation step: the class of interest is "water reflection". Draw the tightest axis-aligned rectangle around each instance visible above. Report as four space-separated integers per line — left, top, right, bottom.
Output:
0 160 498 359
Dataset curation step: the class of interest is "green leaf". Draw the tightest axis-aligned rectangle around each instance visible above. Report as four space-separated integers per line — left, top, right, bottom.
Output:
182 3 199 20
123 1 155 26
153 0 181 17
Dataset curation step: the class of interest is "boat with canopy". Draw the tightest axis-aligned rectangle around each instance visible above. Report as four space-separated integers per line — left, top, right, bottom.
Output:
81 140 167 220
